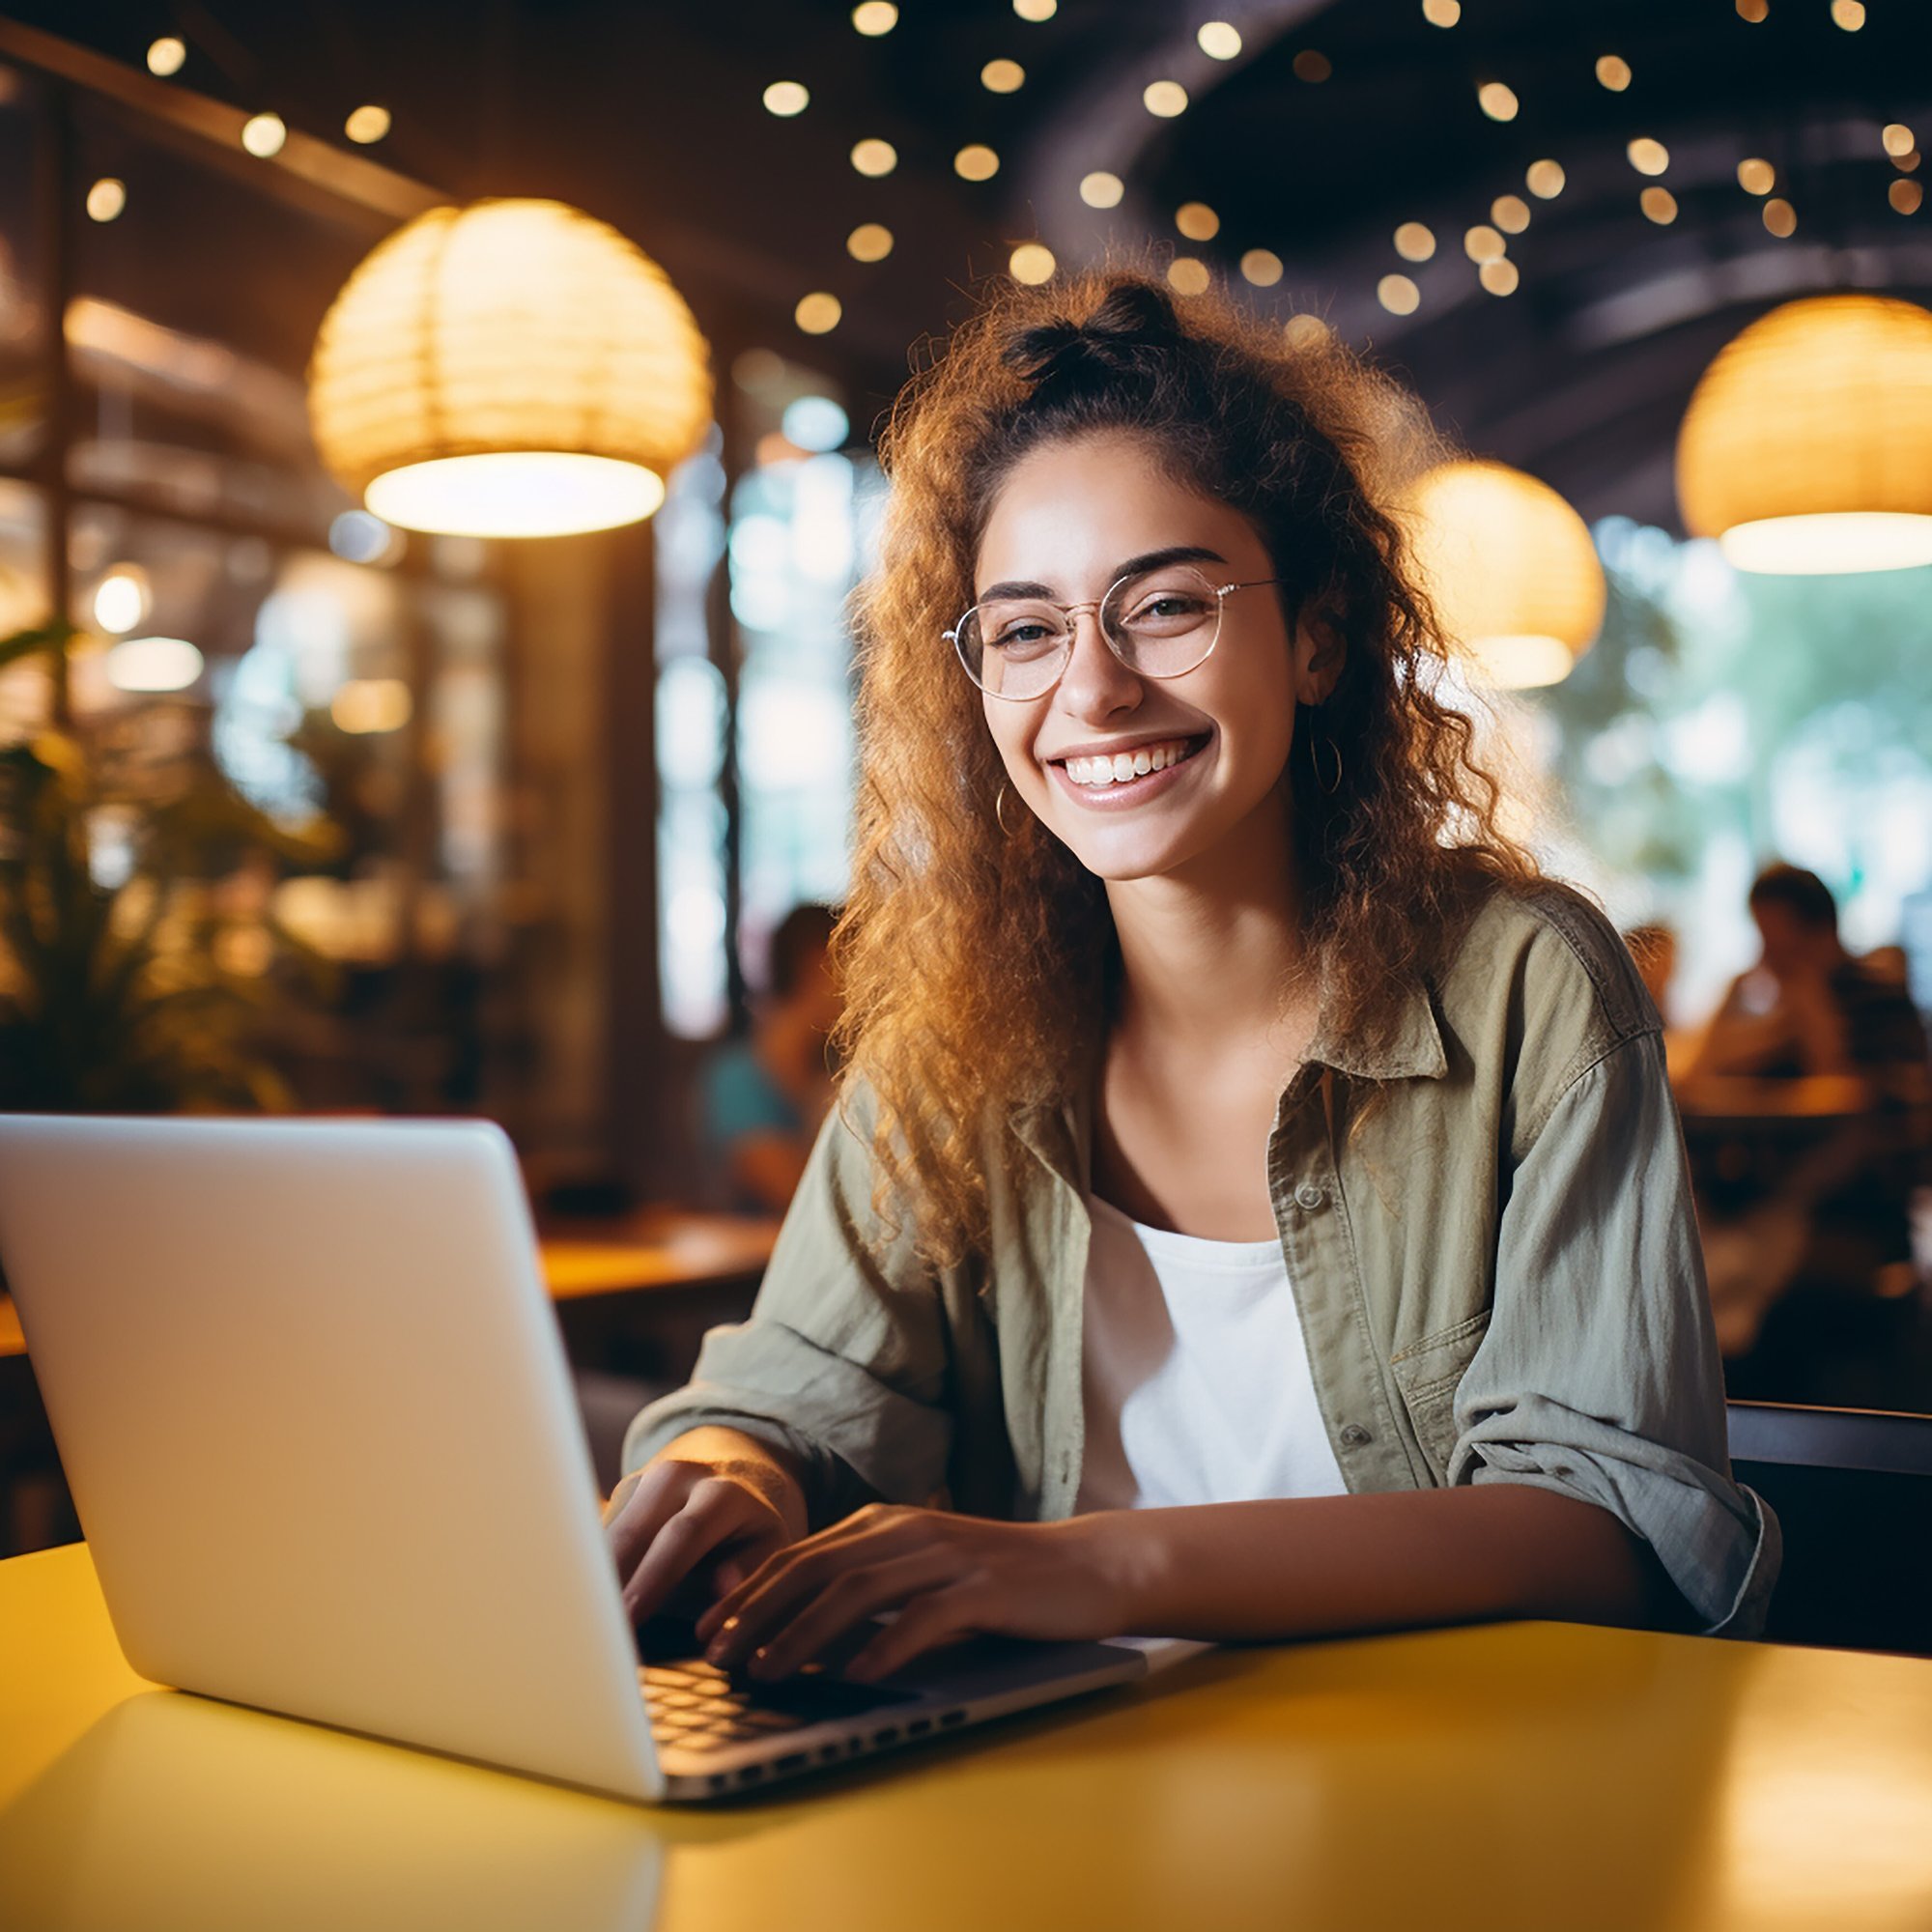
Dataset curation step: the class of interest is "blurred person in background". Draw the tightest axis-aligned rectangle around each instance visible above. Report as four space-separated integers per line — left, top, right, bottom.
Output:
699 902 842 1215
1684 864 1932 1403
605 269 1776 1675
1623 921 1691 1075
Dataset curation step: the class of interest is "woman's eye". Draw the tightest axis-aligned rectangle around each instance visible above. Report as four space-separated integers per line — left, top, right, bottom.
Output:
1128 594 1210 627
992 622 1058 655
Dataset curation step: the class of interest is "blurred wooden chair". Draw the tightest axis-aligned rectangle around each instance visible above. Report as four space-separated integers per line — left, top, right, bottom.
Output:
1728 1400 1932 1657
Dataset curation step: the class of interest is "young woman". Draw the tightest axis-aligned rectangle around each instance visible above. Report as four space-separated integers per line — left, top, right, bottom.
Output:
607 270 1778 1682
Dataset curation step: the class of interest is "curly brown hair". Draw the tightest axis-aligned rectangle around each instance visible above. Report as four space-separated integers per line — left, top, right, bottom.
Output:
833 265 1541 1265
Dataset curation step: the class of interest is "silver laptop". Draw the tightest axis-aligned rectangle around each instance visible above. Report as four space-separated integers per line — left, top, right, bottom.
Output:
0 1114 1198 1803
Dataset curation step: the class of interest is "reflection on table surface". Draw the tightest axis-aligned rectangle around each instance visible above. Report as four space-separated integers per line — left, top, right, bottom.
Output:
6 1544 1932 1932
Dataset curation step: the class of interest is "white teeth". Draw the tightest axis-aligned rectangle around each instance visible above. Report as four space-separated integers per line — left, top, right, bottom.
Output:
1060 738 1197 787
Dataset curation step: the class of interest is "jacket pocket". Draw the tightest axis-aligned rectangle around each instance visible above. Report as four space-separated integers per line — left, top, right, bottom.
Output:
1388 1310 1492 1474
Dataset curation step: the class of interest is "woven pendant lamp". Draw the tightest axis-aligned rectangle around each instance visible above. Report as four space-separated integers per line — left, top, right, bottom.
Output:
1676 293 1932 575
308 198 712 538
1406 460 1605 690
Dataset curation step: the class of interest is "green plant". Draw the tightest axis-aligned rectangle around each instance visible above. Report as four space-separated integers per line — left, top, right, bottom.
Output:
0 622 343 1113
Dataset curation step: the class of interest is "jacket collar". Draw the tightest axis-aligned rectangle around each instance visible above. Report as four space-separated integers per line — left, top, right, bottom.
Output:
1302 975 1450 1083
1014 975 1447 1191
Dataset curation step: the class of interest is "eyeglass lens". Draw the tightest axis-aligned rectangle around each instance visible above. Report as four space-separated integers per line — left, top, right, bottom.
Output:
954 564 1224 698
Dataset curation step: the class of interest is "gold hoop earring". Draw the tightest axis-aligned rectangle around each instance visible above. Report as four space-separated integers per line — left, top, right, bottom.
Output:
995 781 1016 837
1308 726 1342 795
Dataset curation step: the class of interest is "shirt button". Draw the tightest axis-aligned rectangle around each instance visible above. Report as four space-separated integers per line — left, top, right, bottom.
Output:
1293 1182 1326 1211
1339 1424 1374 1448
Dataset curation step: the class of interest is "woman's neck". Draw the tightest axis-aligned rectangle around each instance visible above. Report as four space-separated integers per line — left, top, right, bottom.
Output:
1104 787 1311 1062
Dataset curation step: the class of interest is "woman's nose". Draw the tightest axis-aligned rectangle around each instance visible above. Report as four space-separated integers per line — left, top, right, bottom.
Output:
1054 608 1142 720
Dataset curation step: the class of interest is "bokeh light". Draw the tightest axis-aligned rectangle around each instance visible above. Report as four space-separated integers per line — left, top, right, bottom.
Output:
1080 171 1124 208
1378 274 1421 316
795 292 842 333
242 113 287 157
1009 242 1057 284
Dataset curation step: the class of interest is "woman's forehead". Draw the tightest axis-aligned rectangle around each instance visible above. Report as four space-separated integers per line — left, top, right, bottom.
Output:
974 436 1258 588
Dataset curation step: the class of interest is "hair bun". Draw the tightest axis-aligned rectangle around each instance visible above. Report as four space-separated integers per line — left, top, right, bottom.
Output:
1001 280 1185 391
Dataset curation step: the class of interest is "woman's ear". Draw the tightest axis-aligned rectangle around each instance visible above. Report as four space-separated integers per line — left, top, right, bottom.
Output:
1294 601 1348 705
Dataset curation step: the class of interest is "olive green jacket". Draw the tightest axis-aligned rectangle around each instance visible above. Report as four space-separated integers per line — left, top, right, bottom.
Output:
626 882 1780 1638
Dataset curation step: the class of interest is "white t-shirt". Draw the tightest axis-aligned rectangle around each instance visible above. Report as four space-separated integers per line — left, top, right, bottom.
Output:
1074 1192 1350 1512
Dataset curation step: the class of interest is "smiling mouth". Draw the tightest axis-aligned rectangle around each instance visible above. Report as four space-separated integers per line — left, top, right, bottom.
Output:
1048 733 1210 789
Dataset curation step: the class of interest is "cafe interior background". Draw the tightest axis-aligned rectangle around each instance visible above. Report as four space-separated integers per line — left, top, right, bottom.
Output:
1 0 1929 1556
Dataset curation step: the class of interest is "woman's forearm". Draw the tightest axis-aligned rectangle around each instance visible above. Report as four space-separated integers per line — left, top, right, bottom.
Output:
1094 1482 1682 1643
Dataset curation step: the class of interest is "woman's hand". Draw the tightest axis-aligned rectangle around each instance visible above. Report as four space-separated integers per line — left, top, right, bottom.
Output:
605 1432 810 1627
694 1505 1142 1683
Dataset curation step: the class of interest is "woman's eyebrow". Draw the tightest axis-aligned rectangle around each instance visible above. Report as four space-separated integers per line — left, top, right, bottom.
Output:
974 544 1230 605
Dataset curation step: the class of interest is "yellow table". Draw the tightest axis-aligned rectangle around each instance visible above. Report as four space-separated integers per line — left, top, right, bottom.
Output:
4 1545 1932 1930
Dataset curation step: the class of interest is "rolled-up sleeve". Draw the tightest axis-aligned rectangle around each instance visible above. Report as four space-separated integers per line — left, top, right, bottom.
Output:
1447 1030 1782 1637
620 1092 955 1524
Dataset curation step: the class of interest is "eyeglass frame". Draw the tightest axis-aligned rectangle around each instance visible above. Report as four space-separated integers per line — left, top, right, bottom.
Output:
944 564 1293 701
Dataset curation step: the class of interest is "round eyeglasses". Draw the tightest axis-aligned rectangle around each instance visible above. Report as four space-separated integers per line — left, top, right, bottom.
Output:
946 562 1285 700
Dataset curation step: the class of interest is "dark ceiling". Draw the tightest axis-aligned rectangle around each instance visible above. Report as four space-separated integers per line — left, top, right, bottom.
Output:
7 0 1931 531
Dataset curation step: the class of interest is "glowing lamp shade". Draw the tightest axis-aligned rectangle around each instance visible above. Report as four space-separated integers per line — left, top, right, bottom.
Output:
1677 293 1932 575
1407 461 1605 689
308 199 711 538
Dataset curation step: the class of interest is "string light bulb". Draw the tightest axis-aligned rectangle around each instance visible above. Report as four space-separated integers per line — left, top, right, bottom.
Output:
795 292 842 334
344 104 390 144
1080 172 1124 209
146 37 185 76
241 113 287 157
1199 22 1242 59
1143 81 1188 118
1378 274 1421 316
85 178 126 222
1009 242 1056 284
852 2 898 33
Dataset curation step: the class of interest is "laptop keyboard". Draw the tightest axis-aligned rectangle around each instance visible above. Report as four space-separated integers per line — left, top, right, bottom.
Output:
641 1657 915 1755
